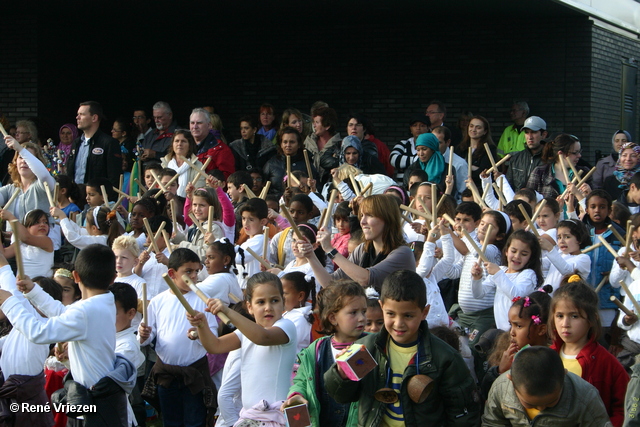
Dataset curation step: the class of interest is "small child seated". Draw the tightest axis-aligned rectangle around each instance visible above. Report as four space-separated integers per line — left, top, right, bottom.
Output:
483 346 612 425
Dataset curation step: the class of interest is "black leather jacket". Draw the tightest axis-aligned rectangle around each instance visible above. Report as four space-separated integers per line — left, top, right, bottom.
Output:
262 151 319 195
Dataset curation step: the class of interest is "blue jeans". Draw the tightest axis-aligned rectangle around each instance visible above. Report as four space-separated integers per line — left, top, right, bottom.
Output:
157 379 207 427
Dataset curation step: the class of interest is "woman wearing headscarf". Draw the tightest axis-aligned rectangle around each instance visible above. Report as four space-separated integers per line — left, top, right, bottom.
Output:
603 142 640 200
332 135 386 176
57 123 77 174
593 130 632 189
402 133 446 189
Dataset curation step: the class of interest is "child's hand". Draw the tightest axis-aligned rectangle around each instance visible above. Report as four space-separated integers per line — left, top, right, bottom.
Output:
498 342 519 374
307 178 317 193
479 169 490 179
410 222 422 234
349 196 363 217
484 262 500 275
617 256 635 271
205 298 227 317
631 250 640 263
155 252 169 266
186 311 208 328
0 209 16 221
116 205 128 218
445 174 454 194
138 250 150 266
127 196 139 204
471 262 483 280
268 267 283 275
54 342 68 362
138 322 151 341
538 235 554 252
185 183 195 200
186 327 199 340
203 232 213 245
624 312 639 326
16 276 35 293
579 182 591 197
49 206 66 220
206 175 219 189
281 394 309 412
419 223 431 236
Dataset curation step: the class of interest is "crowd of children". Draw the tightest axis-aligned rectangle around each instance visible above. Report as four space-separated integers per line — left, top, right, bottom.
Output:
5 125 640 427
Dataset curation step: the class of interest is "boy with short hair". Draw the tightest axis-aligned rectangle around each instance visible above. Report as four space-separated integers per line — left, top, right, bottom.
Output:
112 235 147 313
237 198 269 288
110 282 145 427
325 270 480 426
483 346 611 426
0 244 136 426
620 172 640 214
504 200 531 232
144 162 163 190
139 248 218 427
267 194 315 269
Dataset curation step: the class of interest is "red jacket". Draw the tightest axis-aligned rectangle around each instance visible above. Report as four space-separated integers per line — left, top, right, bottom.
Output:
195 133 235 179
551 339 629 426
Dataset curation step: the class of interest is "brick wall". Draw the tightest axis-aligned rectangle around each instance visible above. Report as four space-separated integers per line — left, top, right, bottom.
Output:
0 18 38 126
10 1 638 167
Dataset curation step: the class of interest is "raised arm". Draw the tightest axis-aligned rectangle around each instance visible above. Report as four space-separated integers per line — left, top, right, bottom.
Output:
8 137 55 189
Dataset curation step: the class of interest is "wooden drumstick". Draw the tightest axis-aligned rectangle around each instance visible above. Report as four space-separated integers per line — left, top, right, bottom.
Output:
141 282 148 325
611 296 635 317
182 274 231 325
9 220 25 279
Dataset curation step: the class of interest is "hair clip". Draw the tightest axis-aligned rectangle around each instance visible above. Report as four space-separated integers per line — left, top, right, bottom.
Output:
524 297 531 308
304 274 314 283
214 237 230 245
54 268 73 280
568 274 581 283
511 296 522 303
531 315 542 325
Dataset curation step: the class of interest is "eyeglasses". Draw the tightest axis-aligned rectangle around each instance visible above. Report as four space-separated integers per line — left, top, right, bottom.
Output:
426 111 442 115
347 123 363 128
567 150 582 155
133 116 146 120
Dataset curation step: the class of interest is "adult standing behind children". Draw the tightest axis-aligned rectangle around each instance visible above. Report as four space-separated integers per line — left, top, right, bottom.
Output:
324 270 480 426
66 101 122 187
301 194 415 292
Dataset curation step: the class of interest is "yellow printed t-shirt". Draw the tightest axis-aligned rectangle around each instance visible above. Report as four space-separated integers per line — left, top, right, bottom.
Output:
381 339 417 427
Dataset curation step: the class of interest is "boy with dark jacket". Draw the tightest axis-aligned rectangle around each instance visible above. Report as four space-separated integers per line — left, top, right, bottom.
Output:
324 270 480 426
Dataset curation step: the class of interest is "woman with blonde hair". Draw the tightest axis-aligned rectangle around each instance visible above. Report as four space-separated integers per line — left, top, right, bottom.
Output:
1 135 56 221
160 130 206 197
300 194 415 292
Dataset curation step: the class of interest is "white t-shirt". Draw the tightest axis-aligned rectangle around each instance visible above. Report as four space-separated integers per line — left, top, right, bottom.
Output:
235 317 297 409
22 243 54 279
115 274 147 330
141 289 218 367
140 248 170 299
197 272 243 305
237 234 265 289
283 305 313 354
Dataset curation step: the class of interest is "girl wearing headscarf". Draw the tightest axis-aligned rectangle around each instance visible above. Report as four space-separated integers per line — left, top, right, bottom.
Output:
603 141 640 200
593 130 632 189
402 132 446 187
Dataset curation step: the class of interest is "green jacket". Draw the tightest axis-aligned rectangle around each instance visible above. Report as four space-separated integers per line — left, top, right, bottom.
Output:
288 336 359 427
483 371 612 426
324 321 480 427
497 124 525 157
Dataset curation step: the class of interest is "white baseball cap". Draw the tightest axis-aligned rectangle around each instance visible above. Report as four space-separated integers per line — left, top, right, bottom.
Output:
522 116 547 131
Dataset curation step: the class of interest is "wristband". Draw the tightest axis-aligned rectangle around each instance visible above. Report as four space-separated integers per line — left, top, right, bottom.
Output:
326 248 339 259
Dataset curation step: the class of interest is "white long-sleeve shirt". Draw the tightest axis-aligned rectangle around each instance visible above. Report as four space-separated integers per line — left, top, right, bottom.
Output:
4 285 116 388
0 265 50 377
609 244 640 292
60 217 108 249
139 248 170 299
543 247 591 293
443 147 469 202
197 272 243 305
216 349 242 427
237 234 265 289
417 234 453 327
472 267 538 331
617 278 640 344
480 174 516 210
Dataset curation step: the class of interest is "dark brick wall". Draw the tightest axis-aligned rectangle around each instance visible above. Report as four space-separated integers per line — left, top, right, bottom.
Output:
2 0 638 168
0 18 38 125
590 25 640 157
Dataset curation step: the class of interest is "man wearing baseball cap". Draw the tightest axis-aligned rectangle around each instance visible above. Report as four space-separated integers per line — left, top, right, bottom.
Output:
505 116 548 191
390 114 430 182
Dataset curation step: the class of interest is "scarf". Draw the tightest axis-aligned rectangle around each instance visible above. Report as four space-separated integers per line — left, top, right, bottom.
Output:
339 135 363 169
360 243 389 269
613 142 640 189
416 133 445 184
168 157 190 197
